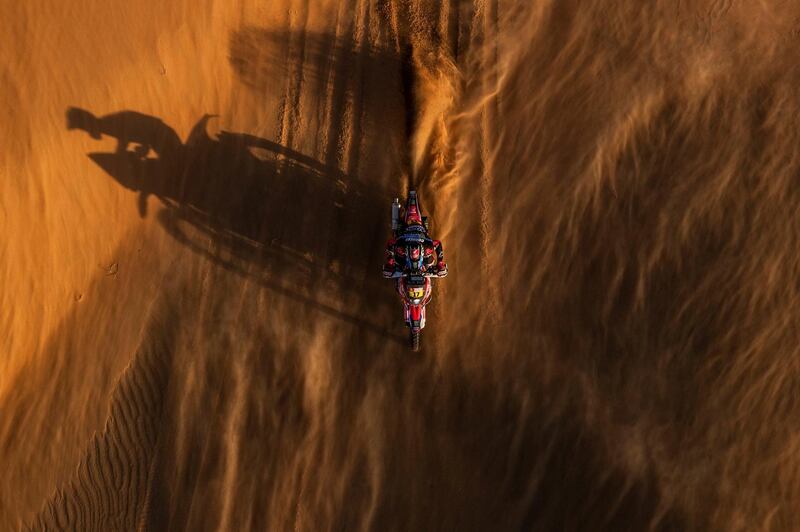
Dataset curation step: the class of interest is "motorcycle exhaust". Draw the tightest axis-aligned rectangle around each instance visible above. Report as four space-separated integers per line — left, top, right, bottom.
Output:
391 197 401 234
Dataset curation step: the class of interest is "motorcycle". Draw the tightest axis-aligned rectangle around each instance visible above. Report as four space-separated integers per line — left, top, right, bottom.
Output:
385 190 445 351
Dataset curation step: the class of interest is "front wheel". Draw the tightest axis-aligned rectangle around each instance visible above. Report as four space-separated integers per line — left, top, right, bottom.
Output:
410 330 420 352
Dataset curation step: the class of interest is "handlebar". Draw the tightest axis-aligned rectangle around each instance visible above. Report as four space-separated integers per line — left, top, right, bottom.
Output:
385 271 441 279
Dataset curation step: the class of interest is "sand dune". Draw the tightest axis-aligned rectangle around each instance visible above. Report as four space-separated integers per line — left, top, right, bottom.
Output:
3 0 800 530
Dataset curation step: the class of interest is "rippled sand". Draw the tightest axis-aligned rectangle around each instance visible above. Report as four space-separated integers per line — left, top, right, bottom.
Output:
3 1 800 530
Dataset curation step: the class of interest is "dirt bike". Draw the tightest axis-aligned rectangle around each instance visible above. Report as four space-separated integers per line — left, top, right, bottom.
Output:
385 190 446 351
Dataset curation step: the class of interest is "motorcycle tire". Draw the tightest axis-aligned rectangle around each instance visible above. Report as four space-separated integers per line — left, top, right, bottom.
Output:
410 330 421 352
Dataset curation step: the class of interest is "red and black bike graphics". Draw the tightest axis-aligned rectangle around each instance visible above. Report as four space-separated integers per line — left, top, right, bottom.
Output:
384 190 446 351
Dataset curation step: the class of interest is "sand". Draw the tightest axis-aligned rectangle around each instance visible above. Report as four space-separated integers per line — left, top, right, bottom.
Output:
3 0 800 530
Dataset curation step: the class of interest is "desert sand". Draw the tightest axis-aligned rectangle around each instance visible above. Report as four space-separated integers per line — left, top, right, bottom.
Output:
3 0 800 530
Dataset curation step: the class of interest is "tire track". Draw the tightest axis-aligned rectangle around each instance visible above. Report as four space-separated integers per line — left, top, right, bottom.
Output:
477 0 501 323
344 0 368 179
286 0 310 152
274 0 310 155
321 6 353 173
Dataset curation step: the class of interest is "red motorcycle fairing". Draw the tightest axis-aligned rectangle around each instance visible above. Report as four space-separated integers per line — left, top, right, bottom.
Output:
397 276 432 331
404 191 424 225
404 304 426 330
406 205 422 224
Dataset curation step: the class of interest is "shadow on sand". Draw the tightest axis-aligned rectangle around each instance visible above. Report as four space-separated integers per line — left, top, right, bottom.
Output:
66 106 400 342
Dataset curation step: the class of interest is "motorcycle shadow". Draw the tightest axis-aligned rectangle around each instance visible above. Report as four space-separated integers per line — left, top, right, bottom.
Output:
69 108 404 344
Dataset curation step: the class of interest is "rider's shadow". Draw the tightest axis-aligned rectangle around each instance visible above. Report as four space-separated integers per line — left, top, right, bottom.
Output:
67 107 395 338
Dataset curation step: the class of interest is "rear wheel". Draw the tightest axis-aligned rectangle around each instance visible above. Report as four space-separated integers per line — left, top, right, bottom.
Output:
410 330 420 352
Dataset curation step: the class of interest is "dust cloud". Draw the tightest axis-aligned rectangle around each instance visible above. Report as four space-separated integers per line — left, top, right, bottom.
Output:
2 0 800 530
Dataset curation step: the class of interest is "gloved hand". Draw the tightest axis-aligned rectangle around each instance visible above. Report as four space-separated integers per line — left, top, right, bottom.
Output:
436 266 448 278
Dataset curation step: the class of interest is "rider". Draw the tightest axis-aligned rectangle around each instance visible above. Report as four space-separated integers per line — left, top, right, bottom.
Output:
383 203 448 278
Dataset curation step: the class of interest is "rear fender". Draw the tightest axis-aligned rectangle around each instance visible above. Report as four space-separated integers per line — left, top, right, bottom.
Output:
408 304 424 331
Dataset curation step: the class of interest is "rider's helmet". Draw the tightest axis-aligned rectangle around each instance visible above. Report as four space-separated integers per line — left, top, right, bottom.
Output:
407 242 425 270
